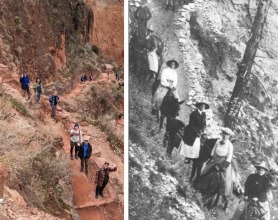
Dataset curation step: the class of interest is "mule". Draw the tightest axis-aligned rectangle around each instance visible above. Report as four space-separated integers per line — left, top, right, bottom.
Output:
239 199 265 220
159 88 184 130
195 164 243 211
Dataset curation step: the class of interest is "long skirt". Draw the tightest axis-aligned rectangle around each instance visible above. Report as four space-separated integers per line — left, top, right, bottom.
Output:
201 156 238 198
177 137 200 159
152 85 169 110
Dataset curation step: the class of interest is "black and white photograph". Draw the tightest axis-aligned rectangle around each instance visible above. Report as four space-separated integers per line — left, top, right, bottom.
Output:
129 0 278 219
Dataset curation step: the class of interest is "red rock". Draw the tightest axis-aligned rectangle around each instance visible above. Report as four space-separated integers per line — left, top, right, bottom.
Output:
31 207 38 215
0 164 8 197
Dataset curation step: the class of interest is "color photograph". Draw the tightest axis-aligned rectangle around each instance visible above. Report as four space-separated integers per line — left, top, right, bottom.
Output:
0 0 124 219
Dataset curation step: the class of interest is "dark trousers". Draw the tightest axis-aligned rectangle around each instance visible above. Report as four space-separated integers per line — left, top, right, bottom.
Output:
51 105 57 117
80 158 89 173
96 180 108 196
22 85 30 98
70 140 79 155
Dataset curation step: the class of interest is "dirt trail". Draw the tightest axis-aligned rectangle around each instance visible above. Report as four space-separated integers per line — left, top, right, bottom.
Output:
57 73 124 220
147 1 191 124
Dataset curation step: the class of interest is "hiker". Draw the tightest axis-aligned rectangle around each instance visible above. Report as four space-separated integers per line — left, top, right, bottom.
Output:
48 90 59 118
166 0 175 11
147 45 159 82
242 161 272 220
179 101 209 164
81 75 87 83
68 123 83 160
151 59 180 115
89 74 93 81
134 0 152 43
95 161 117 199
78 136 92 176
20 72 31 98
32 78 43 102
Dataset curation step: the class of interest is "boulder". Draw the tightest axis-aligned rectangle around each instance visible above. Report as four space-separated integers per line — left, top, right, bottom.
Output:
4 187 27 208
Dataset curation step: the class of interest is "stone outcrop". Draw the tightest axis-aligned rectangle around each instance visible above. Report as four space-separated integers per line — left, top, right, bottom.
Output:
0 164 8 198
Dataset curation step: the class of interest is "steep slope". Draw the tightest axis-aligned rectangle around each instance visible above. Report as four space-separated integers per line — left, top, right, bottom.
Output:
129 0 278 219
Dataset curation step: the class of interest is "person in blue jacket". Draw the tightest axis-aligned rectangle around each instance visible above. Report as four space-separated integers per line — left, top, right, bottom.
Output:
78 136 92 176
49 90 60 118
20 72 30 99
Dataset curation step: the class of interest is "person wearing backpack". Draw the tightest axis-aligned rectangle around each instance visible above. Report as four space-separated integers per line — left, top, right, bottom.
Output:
68 123 83 160
48 90 59 118
78 136 92 176
95 161 117 199
32 78 44 102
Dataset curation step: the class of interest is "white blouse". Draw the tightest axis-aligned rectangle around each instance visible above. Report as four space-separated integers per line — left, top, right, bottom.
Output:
160 67 177 88
211 139 233 162
148 50 159 73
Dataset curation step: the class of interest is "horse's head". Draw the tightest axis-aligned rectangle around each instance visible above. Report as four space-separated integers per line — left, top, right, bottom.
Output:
233 179 244 197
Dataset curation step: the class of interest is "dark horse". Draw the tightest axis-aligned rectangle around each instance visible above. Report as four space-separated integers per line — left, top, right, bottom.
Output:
159 88 184 130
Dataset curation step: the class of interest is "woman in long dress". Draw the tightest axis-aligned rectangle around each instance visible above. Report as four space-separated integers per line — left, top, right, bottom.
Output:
201 127 236 198
151 59 180 115
178 102 209 163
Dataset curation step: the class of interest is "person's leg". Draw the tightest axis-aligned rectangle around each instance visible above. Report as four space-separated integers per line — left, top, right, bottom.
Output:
80 158 84 172
37 92 41 102
26 86 30 99
85 158 89 175
95 185 101 199
51 105 56 118
70 140 74 160
74 142 79 159
100 181 108 197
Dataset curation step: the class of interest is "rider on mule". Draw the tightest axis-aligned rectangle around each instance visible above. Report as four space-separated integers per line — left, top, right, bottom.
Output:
241 161 272 220
201 127 238 198
151 59 180 116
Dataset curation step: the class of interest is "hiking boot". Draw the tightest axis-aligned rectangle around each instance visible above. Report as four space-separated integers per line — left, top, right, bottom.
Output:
100 193 104 197
70 155 73 160
85 170 88 176
75 154 78 159
80 168 84 172
95 195 98 199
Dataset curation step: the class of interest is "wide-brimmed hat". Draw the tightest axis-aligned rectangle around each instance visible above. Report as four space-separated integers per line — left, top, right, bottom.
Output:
220 127 235 136
166 59 179 69
83 136 90 141
195 101 210 109
254 161 269 171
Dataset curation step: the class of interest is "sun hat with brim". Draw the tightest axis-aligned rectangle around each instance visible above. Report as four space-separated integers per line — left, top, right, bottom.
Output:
195 102 210 110
166 59 179 69
83 136 90 141
254 161 269 171
104 161 109 165
220 127 235 136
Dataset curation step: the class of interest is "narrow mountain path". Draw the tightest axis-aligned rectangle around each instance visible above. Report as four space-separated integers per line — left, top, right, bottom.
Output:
54 73 124 219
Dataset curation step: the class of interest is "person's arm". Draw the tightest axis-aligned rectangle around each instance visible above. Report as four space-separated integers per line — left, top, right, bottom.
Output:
210 140 218 157
226 142 233 162
79 130 83 144
172 71 177 88
160 69 169 87
108 165 117 172
146 7 152 21
87 144 92 158
244 175 252 198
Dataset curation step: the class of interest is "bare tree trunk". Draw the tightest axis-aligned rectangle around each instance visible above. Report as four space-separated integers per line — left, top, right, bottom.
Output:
224 0 271 128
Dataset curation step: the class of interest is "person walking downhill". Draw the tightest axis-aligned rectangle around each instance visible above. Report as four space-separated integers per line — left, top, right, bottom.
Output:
68 123 83 160
78 136 92 176
20 72 31 99
178 101 209 164
49 90 59 118
32 78 43 103
95 161 117 199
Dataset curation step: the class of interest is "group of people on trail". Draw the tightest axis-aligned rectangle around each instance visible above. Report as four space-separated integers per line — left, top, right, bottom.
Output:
67 123 117 199
133 2 276 219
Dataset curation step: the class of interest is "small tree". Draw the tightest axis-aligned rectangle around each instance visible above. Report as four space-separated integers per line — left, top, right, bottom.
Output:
224 0 272 128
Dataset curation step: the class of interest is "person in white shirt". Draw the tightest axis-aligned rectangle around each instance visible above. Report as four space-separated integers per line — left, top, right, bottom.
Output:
147 47 159 80
68 123 83 160
151 59 180 114
201 127 238 197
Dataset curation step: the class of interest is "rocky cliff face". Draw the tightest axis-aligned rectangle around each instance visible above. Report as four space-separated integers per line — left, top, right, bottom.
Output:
129 0 278 219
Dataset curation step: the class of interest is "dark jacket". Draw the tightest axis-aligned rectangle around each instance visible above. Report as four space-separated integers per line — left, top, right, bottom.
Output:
20 76 30 86
78 142 92 159
183 110 206 146
95 166 117 186
49 95 59 106
134 6 152 22
244 173 271 202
